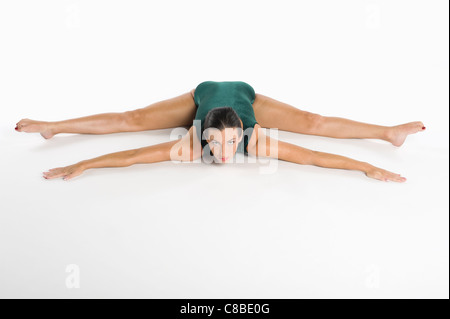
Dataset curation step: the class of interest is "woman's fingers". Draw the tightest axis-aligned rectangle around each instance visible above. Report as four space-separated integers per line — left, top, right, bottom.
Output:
383 171 407 182
43 167 68 179
391 173 406 182
366 166 407 183
43 168 66 179
43 164 84 181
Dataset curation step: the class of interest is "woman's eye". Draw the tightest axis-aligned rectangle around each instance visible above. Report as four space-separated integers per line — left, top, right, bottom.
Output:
211 141 234 145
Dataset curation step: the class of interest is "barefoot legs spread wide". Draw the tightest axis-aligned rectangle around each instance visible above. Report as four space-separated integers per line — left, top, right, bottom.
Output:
15 89 425 147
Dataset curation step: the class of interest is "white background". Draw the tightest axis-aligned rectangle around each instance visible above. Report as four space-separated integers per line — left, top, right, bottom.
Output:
0 0 448 298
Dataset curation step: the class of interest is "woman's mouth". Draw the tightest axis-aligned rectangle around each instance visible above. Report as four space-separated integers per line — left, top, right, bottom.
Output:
221 157 228 162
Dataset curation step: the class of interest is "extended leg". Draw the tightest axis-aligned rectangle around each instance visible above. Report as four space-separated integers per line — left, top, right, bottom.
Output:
311 116 425 146
252 93 425 147
314 116 391 139
15 91 197 139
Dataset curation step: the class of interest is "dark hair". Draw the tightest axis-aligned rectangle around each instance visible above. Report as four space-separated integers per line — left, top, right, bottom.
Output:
203 106 243 141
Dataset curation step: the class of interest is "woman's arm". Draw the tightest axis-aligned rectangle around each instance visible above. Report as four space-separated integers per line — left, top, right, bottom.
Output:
43 141 177 181
82 140 178 168
248 130 407 182
43 126 201 180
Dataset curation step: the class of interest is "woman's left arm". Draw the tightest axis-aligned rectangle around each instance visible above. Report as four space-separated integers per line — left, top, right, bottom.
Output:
247 130 406 182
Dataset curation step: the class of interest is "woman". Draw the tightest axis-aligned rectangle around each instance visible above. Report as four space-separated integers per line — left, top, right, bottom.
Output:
15 81 425 182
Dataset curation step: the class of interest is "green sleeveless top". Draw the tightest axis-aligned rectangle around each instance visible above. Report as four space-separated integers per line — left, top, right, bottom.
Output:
193 81 258 155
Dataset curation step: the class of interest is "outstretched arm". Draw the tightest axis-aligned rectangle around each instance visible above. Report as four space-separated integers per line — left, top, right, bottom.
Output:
43 126 201 180
247 129 407 182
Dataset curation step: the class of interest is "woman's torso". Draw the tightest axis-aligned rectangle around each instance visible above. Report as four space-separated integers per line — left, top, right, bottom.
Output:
193 81 259 155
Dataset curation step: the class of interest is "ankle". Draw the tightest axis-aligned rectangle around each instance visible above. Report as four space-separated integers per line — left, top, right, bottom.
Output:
47 122 60 135
383 126 394 142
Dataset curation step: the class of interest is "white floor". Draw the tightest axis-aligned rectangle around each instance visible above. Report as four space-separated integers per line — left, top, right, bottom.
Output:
1 125 448 298
0 0 448 299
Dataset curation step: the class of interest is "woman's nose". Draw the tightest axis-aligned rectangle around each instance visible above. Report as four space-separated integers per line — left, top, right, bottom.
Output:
224 146 233 154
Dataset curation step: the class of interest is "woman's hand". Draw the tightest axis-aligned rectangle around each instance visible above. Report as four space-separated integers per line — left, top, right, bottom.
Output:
43 162 86 181
365 165 407 182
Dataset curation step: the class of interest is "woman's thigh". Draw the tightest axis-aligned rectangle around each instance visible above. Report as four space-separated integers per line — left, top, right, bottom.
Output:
252 93 323 134
127 91 197 131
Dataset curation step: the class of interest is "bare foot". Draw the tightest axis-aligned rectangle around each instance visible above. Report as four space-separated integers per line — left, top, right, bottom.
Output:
387 121 426 147
15 118 56 139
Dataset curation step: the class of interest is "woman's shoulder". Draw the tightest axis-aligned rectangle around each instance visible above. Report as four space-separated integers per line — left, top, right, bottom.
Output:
192 81 217 102
194 81 215 91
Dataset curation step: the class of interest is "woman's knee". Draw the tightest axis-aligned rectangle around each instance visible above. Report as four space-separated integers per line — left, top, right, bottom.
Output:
122 110 144 131
305 112 324 133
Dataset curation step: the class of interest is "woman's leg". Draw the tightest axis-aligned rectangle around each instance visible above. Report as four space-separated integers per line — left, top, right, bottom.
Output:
252 93 425 147
15 91 197 139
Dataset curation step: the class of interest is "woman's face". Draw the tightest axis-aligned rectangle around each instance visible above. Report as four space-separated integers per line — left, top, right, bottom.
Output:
206 127 243 163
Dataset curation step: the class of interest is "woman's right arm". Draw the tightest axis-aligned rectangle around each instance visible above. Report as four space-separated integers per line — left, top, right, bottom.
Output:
81 139 180 169
43 126 201 180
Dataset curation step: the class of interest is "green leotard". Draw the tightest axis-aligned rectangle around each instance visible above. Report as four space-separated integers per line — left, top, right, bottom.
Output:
193 81 258 155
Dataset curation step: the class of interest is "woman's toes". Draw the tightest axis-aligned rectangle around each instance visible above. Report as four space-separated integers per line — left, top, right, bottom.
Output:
16 118 29 127
414 121 426 131
16 119 30 131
